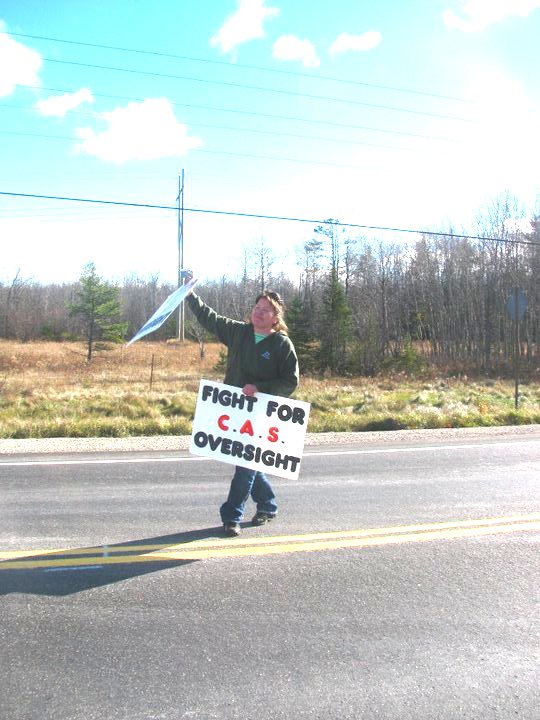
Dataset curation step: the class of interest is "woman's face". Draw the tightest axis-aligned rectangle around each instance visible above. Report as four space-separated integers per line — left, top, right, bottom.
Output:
251 297 277 334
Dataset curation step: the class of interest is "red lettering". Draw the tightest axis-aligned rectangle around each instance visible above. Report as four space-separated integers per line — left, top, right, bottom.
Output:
239 419 254 436
217 414 230 431
267 426 279 442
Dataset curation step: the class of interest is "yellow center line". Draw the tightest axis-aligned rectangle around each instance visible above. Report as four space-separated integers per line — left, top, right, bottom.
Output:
0 544 173 559
151 520 540 560
146 513 540 550
1 514 539 569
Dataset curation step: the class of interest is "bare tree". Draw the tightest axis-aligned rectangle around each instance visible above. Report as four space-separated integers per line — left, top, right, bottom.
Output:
2 269 32 339
250 237 275 293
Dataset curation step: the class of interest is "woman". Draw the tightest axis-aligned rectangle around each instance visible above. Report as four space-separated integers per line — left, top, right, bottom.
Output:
186 285 299 537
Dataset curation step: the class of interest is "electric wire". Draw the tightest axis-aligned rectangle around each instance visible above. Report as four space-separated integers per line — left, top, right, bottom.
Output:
4 30 475 104
2 34 536 249
1 191 536 247
41 57 475 123
0 129 447 171
194 147 402 171
15 85 458 142
0 104 449 154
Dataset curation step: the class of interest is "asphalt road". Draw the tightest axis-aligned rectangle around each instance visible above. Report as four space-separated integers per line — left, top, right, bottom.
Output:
1 428 539 720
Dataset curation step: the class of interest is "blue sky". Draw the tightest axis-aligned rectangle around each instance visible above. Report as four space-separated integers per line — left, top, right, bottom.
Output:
1 0 539 285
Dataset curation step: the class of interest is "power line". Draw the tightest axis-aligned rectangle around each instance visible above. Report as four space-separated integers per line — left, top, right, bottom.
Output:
194 147 400 172
192 121 424 153
41 57 475 124
1 190 536 246
0 104 450 154
0 128 444 173
5 30 475 105
16 84 458 143
0 130 73 142
0 129 451 170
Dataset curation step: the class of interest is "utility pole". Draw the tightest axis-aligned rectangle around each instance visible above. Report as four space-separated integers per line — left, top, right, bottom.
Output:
177 169 185 341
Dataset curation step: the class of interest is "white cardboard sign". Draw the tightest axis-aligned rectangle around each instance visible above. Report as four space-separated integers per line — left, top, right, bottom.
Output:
127 277 198 345
189 380 311 480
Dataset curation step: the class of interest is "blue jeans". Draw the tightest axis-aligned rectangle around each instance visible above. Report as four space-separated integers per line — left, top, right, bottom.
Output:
220 466 277 524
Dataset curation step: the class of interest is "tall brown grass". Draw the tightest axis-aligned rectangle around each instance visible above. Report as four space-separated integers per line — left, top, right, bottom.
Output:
1 340 539 438
0 340 221 390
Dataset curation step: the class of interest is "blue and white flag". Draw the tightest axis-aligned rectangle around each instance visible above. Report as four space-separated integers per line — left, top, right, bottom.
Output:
127 277 198 345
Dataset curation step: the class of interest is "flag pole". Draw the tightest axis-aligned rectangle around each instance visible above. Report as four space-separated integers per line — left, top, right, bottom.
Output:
177 169 185 341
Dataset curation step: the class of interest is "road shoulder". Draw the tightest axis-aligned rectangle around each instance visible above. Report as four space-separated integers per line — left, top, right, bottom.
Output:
1 424 539 455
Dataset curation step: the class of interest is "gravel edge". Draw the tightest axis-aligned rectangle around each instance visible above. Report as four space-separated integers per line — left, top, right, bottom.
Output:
0 425 538 455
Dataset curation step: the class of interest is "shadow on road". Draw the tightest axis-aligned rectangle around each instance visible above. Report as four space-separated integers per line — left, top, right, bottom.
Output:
0 526 227 597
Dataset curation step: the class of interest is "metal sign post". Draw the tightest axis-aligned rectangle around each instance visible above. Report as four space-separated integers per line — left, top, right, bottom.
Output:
505 288 528 409
177 169 185 341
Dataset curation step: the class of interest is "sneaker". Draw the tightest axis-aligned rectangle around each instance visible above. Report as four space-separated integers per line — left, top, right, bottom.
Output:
223 522 241 537
251 512 276 526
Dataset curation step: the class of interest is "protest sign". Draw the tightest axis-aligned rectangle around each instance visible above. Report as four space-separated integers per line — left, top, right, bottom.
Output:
127 277 198 345
189 379 311 480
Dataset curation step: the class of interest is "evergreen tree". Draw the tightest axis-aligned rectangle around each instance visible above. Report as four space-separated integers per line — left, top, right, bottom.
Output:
319 269 352 373
286 294 316 371
68 263 128 361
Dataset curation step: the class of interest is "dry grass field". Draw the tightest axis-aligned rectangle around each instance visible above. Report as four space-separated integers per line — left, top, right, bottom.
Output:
0 340 539 438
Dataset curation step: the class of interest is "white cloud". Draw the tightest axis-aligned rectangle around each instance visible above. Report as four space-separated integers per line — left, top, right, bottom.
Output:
34 88 94 117
0 29 42 97
329 31 382 55
272 35 320 68
431 65 540 208
210 0 279 53
75 98 203 163
443 0 540 32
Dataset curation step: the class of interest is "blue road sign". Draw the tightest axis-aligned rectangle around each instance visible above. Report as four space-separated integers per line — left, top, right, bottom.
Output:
506 288 528 321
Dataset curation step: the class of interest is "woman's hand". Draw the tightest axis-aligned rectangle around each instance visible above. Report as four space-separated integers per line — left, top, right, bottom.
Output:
243 384 258 397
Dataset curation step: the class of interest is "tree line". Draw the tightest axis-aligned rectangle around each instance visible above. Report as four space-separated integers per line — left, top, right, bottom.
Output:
1 198 539 376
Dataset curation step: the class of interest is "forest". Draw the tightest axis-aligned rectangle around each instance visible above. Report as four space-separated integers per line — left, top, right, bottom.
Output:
1 197 539 378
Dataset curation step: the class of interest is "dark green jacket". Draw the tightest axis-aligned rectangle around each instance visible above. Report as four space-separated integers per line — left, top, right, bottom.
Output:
186 293 298 398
